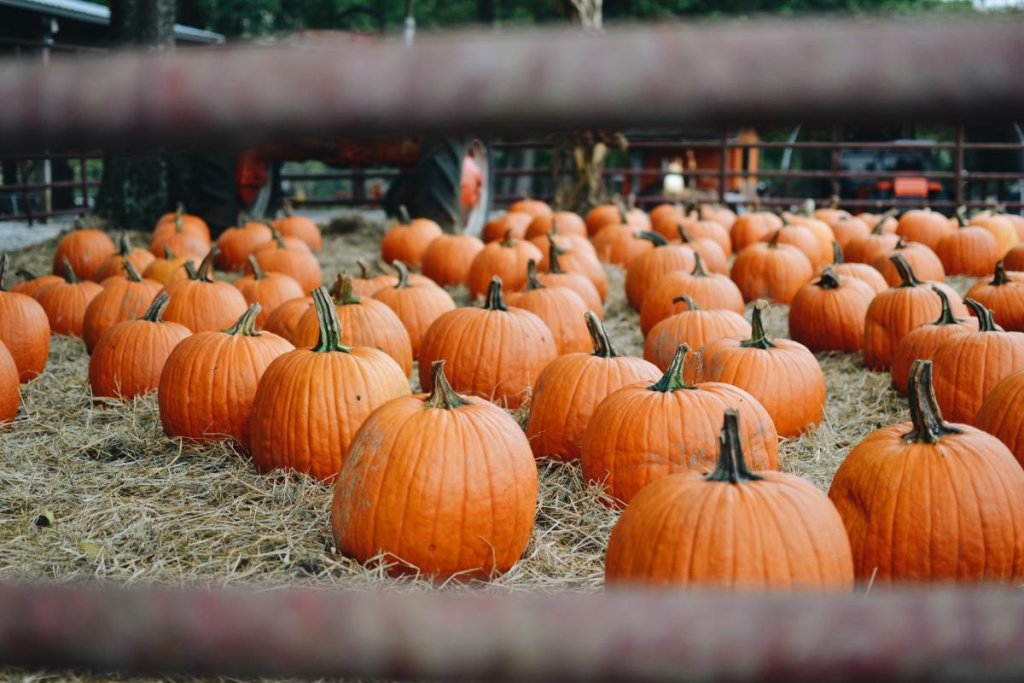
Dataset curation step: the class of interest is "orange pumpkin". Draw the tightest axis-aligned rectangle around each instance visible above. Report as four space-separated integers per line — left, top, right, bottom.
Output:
730 211 782 253
34 258 103 338
332 360 537 580
768 222 827 269
533 239 603 315
830 215 871 252
674 224 728 274
680 215 732 258
970 212 1018 258
94 233 155 283
525 210 587 240
932 298 1024 423
0 340 19 424
974 369 1024 466
529 229 596 262
828 241 889 295
251 230 321 293
643 296 751 372
538 240 608 302
149 212 210 260
154 204 211 243
508 198 553 221
250 287 410 482
418 277 557 409
730 230 814 304
700 204 737 230
421 233 484 288
1005 243 1024 272
592 221 651 268
380 207 443 269
233 255 305 327
935 215 1001 276
895 208 954 252
482 210 532 243
351 259 398 297
700 301 826 437
161 249 249 333
0 254 50 382
829 360 1024 584
465 231 543 299
586 202 637 237
624 232 696 311
82 262 162 353
158 304 294 450
525 312 661 462
142 247 194 285
9 269 62 298
272 201 323 252
506 262 591 355
261 296 312 344
844 221 901 264
293 273 413 376
606 409 851 590
964 261 1024 332
215 221 273 272
372 261 456 358
88 292 191 400
52 226 115 282
890 286 978 395
641 253 746 335
788 267 875 353
649 203 685 240
870 238 945 286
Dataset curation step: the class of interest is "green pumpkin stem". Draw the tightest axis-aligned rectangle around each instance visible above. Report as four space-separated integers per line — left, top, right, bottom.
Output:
331 272 361 305
223 303 262 337
248 255 266 280
671 294 700 310
524 260 544 291
929 286 960 326
183 260 198 280
705 409 763 483
904 360 962 444
890 254 923 288
831 241 843 265
816 266 841 290
991 261 1012 286
690 252 708 277
141 291 171 323
311 286 349 353
648 344 691 393
0 253 9 291
192 248 217 283
635 231 668 247
548 239 566 274
61 257 79 283
123 261 143 283
740 300 775 349
392 261 411 289
964 297 998 332
426 360 470 409
483 277 507 311
585 311 618 358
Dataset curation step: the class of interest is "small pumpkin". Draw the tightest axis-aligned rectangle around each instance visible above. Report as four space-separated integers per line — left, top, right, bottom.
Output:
533 238 603 315
964 261 1024 332
350 259 398 296
82 262 162 353
94 233 155 282
34 258 103 338
250 287 410 481
788 267 874 353
830 215 871 252
508 197 553 221
857 211 898 234
421 232 485 288
418 277 557 409
624 231 695 311
649 203 685 240
641 253 746 335
643 296 750 372
154 204 211 243
869 238 945 286
233 255 305 327
0 254 50 382
730 211 782 253
730 230 814 305
149 211 210 260
272 200 323 252
158 304 294 449
251 229 322 293
332 360 538 580
680 214 732 258
586 201 643 237
52 225 115 282
895 208 954 252
969 211 1018 258
143 247 194 285
0 341 19 424
525 210 587 240
932 298 1024 423
974 369 1024 466
700 204 737 230
890 286 978 395
582 345 780 506
592 220 651 268
261 296 312 344
606 409 851 590
528 229 596 262
215 221 273 272
380 206 443 269
935 213 1001 276
525 312 661 462
767 221 827 269
161 249 248 333
539 239 608 302
827 241 889 295
844 220 901 264
700 301 826 438
1005 243 1024 272
829 360 1024 584
465 230 543 299
88 292 191 400
293 273 413 376
506 261 591 355
675 224 728 274
482 210 533 243
372 261 456 358
9 268 62 298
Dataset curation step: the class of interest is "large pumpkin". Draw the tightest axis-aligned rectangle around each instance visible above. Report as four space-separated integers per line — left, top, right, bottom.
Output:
380 207 443 269
624 232 696 311
418 277 557 409
870 239 946 286
250 287 410 482
465 230 543 299
149 211 210 260
829 360 1024 583
964 261 1024 332
332 360 538 580
641 253 746 335
582 344 779 506
788 267 875 353
52 225 115 282
890 286 978 395
34 258 103 338
372 261 456 359
935 216 1001 276
974 369 1024 466
88 292 191 400
895 208 954 252
421 233 484 288
643 296 750 372
525 313 661 462
506 261 591 355
969 212 1019 258
828 241 889 295
700 301 826 438
162 250 249 333
215 221 273 272
730 230 814 304
730 211 782 253
605 409 851 590
82 262 162 353
158 304 294 449
0 254 50 382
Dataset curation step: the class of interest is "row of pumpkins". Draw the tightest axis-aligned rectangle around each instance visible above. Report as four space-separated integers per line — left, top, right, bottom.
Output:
1 198 1023 589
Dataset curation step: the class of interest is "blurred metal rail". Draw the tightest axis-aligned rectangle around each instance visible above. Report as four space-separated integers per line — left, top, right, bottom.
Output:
0 19 1022 151
3 582 1024 681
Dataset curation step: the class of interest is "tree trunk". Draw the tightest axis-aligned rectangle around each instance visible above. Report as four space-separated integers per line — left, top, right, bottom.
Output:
96 0 176 229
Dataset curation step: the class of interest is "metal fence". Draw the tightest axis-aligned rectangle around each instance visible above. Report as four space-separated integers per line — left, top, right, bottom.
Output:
0 150 101 223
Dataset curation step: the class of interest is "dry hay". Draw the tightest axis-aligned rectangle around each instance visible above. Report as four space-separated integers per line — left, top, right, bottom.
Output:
0 217 977 679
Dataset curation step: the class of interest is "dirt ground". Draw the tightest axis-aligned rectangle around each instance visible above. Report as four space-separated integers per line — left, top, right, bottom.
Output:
0 213 974 681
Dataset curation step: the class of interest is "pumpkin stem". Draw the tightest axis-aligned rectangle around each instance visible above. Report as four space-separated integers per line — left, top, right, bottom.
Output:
61 256 79 283
247 254 266 280
648 344 691 393
117 232 132 257
270 228 287 250
929 286 960 326
585 311 618 358
331 272 361 305
500 228 515 247
15 268 38 282
816 266 841 290
282 198 293 218
356 258 371 279
705 409 764 483
831 241 844 265
123 260 143 283
524 260 544 291
398 205 411 225
183 260 198 280
547 239 566 274
141 291 171 323
964 297 998 332
677 224 695 244
991 261 1012 286
890 253 924 288
635 231 667 247
740 300 775 349
311 286 349 353
174 212 185 234
483 277 507 311
690 252 708 277
163 245 175 260
766 229 782 248
392 261 411 289
425 360 470 410
954 206 968 228
190 248 217 282
0 253 9 291
829 194 840 210
223 303 262 337
904 360 962 444
671 294 700 310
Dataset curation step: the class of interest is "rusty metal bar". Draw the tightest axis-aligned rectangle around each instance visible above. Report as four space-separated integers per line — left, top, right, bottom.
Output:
4 582 1024 681
496 140 1024 152
1 20 1023 150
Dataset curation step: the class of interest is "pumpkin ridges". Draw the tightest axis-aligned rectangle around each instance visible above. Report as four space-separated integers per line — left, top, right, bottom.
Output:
162 248 250 334
890 286 978 395
789 267 875 353
506 261 592 355
34 258 104 338
643 299 751 372
964 261 1024 332
0 341 20 424
82 264 163 353
730 231 814 304
52 225 116 282
372 261 456 359
975 369 1024 466
0 253 50 382
640 256 746 334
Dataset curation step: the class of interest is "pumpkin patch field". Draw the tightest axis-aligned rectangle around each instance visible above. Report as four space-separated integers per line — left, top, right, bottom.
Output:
0 205 1021 597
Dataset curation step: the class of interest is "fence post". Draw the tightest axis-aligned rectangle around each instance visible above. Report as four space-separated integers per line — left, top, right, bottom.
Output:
718 128 728 203
954 123 965 209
